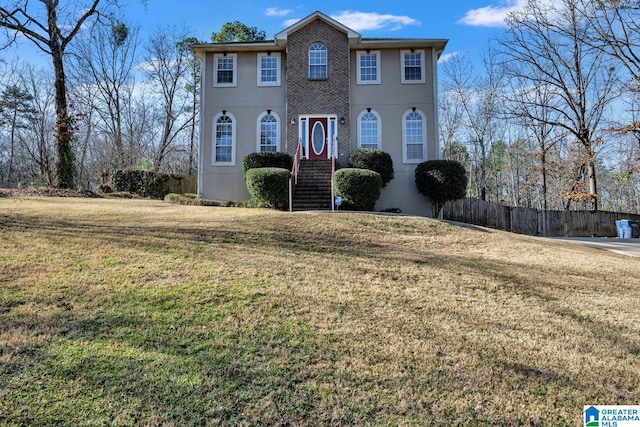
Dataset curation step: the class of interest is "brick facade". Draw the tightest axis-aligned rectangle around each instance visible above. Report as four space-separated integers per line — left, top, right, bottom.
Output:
285 19 351 166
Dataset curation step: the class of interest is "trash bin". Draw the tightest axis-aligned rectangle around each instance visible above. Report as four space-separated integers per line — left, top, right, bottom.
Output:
616 219 633 239
629 220 640 238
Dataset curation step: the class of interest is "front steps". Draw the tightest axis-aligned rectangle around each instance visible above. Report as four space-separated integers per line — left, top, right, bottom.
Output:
291 159 333 211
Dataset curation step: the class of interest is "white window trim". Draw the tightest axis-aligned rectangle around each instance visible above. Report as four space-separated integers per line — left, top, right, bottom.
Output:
256 112 281 152
213 53 237 88
357 109 382 150
400 49 425 84
256 52 281 87
309 43 328 80
356 50 381 85
212 112 236 165
402 109 427 163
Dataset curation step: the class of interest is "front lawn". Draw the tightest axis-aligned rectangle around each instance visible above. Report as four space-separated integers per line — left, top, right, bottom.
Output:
1 198 639 425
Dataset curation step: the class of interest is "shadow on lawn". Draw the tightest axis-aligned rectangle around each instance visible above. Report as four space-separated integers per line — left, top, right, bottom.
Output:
3 211 640 424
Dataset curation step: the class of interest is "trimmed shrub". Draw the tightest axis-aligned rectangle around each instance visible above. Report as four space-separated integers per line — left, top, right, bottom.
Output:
245 167 291 210
348 148 394 188
242 152 293 176
334 168 382 211
113 170 169 199
415 160 468 218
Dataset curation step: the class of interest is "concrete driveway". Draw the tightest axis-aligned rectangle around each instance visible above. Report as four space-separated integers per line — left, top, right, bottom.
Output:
550 237 640 258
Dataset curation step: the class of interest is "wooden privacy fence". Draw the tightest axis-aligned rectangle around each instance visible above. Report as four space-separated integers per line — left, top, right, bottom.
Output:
163 175 197 195
442 198 640 237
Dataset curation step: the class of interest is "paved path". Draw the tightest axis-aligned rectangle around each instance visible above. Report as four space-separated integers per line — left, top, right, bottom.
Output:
550 237 640 258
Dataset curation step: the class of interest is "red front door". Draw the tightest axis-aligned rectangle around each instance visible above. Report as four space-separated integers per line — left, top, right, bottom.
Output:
308 117 329 159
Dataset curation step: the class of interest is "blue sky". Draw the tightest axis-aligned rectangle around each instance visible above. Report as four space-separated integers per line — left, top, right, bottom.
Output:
4 0 527 67
122 0 527 61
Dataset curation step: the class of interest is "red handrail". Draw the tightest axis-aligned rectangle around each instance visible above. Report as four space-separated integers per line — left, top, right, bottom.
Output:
292 137 302 184
289 138 303 212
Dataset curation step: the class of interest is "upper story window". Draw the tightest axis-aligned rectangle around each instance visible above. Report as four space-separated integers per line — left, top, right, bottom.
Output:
309 43 327 79
257 53 281 86
257 112 279 152
357 51 381 85
358 110 381 149
403 109 426 163
214 113 235 164
401 50 425 84
214 53 237 87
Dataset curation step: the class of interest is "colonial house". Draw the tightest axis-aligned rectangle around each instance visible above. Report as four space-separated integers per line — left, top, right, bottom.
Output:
192 11 447 216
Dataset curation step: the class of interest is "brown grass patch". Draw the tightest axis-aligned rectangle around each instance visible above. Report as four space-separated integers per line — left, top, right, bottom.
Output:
1 197 639 425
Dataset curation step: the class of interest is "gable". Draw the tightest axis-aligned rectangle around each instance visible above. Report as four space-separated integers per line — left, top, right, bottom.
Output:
274 11 360 46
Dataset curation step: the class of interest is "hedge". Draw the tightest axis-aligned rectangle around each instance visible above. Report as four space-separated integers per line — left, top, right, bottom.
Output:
334 168 382 211
242 152 293 176
245 167 291 210
113 170 169 199
348 148 394 188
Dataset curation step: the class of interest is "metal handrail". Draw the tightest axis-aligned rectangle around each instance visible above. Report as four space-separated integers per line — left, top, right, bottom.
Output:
289 138 303 212
331 135 337 212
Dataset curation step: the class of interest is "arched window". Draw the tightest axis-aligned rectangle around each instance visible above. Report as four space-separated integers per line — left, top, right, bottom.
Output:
403 110 426 163
309 43 327 79
214 113 235 164
358 110 381 150
257 113 279 152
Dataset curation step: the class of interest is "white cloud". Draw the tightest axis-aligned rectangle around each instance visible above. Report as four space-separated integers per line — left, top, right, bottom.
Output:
330 11 421 32
458 0 527 27
438 52 460 64
265 7 293 17
283 18 300 28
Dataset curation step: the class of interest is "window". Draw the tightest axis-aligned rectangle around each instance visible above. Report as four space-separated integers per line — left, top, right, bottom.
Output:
401 50 425 84
357 51 380 84
213 113 235 164
358 110 381 149
309 43 327 79
257 53 281 86
214 53 237 87
257 113 279 152
403 110 426 163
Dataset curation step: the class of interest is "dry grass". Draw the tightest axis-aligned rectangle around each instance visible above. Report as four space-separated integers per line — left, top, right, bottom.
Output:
1 197 639 426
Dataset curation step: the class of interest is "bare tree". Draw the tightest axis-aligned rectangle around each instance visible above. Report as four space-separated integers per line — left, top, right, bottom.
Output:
499 0 619 210
441 50 505 201
143 26 196 171
0 0 123 188
70 21 140 175
15 65 57 185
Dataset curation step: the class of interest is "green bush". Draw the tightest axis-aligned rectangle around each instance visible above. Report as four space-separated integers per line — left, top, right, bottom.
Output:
245 167 291 210
415 160 468 217
348 148 394 188
242 152 293 176
164 193 246 207
97 184 113 193
334 168 382 211
113 170 169 199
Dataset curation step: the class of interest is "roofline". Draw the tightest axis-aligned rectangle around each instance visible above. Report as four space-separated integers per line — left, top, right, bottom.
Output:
191 40 282 56
191 38 449 59
274 11 360 43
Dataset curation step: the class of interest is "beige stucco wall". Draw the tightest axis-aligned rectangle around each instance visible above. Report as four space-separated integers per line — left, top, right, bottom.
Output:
350 47 439 216
198 51 286 201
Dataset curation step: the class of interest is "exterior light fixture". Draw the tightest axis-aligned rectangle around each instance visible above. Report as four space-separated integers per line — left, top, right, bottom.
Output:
340 117 345 125
290 117 296 125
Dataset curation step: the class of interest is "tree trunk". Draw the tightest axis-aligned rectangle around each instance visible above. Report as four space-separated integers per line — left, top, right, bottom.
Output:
48 4 76 189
